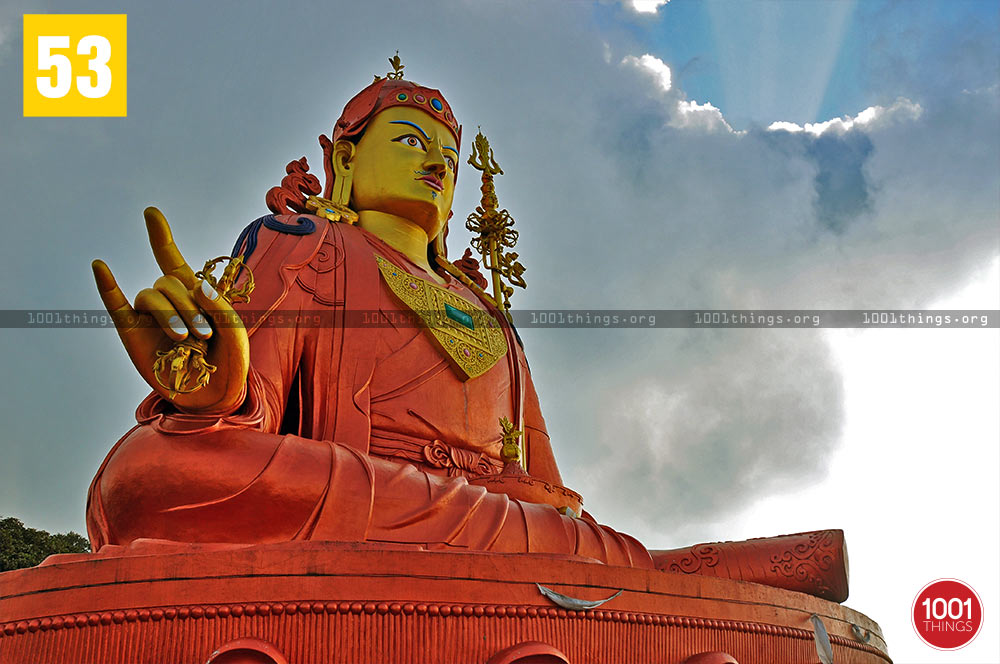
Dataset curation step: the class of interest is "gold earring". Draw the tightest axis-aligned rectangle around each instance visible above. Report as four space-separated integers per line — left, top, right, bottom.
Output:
431 217 449 260
332 167 353 209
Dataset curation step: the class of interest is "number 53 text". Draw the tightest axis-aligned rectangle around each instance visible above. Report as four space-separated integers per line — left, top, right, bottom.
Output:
23 14 127 117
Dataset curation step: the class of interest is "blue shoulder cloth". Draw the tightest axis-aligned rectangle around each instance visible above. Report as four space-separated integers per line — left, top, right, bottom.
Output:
231 214 317 261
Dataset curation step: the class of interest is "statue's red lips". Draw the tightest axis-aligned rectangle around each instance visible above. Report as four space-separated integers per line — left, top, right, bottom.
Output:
417 175 444 191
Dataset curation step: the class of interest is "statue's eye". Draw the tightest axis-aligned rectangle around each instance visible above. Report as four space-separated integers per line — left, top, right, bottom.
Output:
394 134 426 150
445 155 456 171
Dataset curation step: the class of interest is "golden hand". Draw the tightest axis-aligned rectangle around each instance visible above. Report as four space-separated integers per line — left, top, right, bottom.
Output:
92 207 250 413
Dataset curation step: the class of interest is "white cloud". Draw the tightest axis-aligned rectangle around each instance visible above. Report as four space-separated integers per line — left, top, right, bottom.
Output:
622 53 672 92
963 82 999 97
767 98 923 136
669 99 735 133
620 52 736 134
766 120 804 133
622 49 923 142
627 0 670 14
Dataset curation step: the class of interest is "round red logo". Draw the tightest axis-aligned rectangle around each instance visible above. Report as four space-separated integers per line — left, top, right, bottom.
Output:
912 579 984 650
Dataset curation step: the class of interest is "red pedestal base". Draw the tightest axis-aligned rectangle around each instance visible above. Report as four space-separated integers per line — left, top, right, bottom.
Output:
0 542 889 663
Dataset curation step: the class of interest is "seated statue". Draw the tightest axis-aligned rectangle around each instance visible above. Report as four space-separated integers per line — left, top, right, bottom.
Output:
88 58 848 603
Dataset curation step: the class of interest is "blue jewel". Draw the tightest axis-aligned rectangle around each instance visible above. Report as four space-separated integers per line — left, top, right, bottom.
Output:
430 98 443 112
444 303 475 330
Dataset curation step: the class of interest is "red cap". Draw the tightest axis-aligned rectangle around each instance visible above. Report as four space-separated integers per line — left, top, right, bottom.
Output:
333 78 461 145
321 77 462 199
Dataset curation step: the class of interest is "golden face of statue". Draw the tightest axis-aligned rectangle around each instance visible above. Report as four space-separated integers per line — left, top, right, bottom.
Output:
348 106 460 242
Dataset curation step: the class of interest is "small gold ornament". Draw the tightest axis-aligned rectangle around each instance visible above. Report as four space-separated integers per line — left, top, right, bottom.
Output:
153 340 217 399
195 254 255 305
374 50 405 82
305 195 359 225
152 255 255 398
498 416 524 465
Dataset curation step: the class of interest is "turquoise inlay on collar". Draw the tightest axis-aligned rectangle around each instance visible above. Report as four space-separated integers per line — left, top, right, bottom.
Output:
444 303 475 330
390 120 430 140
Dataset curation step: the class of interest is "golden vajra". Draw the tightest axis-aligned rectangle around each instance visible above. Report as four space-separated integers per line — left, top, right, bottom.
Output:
466 129 526 317
152 255 255 398
499 416 524 465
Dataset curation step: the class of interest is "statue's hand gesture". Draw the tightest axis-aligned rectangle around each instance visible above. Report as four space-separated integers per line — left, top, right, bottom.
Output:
92 207 250 413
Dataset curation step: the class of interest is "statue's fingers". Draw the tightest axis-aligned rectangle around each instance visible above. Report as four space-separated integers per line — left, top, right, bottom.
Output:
134 287 189 342
144 206 197 288
92 259 143 332
192 279 245 344
154 274 213 340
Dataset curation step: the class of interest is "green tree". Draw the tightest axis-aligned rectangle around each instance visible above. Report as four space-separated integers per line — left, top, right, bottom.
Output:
0 517 90 572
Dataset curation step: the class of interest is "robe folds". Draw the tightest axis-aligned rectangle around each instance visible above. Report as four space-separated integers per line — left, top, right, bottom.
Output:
86 215 652 569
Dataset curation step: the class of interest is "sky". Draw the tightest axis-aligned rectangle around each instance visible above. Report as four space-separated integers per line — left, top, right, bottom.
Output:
1 1 998 661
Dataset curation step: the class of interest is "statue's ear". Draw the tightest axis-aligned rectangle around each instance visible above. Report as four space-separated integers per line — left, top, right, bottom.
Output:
331 140 357 208
332 140 356 178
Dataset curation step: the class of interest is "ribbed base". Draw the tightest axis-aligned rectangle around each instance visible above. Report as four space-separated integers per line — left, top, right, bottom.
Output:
0 542 890 664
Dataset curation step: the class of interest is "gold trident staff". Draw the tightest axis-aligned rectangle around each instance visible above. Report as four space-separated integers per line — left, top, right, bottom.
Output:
465 130 526 318
152 255 254 398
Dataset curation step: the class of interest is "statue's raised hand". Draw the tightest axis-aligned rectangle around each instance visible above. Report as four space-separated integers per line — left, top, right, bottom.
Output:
92 207 250 413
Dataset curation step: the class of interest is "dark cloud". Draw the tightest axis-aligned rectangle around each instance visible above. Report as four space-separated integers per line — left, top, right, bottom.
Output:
807 131 875 233
529 56 997 541
762 127 876 234
532 329 843 548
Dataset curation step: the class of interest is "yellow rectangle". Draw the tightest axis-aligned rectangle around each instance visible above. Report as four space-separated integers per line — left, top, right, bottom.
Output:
23 14 127 117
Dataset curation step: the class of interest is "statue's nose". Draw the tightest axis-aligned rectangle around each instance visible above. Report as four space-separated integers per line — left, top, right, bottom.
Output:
423 141 447 177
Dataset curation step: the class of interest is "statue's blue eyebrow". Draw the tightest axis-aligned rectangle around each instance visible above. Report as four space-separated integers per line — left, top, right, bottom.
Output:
390 120 430 141
442 145 459 157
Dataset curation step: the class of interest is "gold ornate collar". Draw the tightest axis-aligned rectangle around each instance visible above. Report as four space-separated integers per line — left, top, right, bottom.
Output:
375 254 507 380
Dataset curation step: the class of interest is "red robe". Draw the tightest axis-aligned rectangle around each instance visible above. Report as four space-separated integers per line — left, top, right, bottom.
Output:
86 216 652 568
